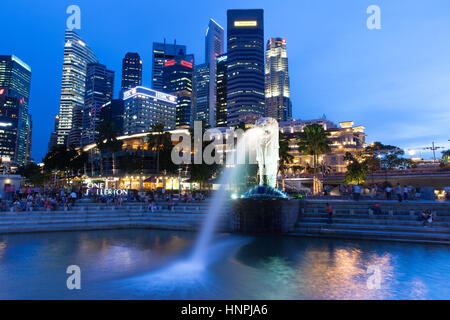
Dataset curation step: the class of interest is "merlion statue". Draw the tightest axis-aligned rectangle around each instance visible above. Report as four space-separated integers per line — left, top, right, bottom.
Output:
255 117 279 188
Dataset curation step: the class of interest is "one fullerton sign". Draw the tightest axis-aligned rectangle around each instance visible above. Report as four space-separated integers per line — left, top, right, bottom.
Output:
85 182 128 196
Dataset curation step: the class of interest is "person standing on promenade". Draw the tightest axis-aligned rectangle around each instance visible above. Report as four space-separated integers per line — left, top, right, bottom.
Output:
385 185 392 200
403 185 409 201
326 203 333 224
395 183 403 202
353 185 361 201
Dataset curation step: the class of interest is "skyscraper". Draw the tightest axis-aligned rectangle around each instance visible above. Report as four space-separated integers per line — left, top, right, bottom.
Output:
194 63 210 123
121 52 142 96
57 30 97 146
0 55 32 165
215 54 228 127
100 99 124 134
205 19 224 126
48 115 59 152
79 63 114 147
265 38 292 121
151 41 186 91
162 55 194 128
123 86 177 135
226 9 265 127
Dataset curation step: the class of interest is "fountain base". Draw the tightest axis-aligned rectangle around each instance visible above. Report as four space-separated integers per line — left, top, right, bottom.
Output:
229 198 302 234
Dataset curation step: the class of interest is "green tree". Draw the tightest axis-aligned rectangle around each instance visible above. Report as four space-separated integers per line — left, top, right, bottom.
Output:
442 150 450 162
43 145 72 173
343 152 368 185
148 123 172 174
297 124 332 194
17 163 50 186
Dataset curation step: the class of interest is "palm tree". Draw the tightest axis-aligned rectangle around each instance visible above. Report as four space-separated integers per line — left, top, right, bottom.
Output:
278 132 294 190
297 124 331 195
97 121 123 176
148 123 170 174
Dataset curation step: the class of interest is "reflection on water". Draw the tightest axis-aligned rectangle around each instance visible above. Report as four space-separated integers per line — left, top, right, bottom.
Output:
0 229 449 299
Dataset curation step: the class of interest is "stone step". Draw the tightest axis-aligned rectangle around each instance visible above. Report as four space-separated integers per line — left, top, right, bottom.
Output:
298 216 450 227
297 222 450 235
0 215 208 227
292 227 450 242
0 220 196 234
0 211 207 220
300 212 450 221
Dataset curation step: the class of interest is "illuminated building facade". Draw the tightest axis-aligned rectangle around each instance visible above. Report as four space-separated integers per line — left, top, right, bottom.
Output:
79 63 114 147
162 55 194 128
0 55 32 165
195 63 210 123
226 9 265 126
120 52 142 98
279 119 366 174
57 30 97 146
151 41 186 91
47 115 59 152
205 19 225 126
265 38 292 121
123 86 177 135
215 54 228 127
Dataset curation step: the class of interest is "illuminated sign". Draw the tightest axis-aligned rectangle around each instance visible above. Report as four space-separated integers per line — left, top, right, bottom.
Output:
157 92 177 103
0 88 5 95
123 86 177 104
234 20 257 27
164 59 176 67
84 182 128 196
181 60 193 68
217 55 227 63
0 122 13 127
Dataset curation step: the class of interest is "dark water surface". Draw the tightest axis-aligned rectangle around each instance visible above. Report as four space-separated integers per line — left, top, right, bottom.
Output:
0 229 449 299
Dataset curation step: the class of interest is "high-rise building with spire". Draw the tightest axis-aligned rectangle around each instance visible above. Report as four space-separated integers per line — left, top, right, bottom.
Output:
265 38 292 121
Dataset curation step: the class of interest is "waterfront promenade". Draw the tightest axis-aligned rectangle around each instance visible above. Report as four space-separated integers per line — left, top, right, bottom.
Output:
0 199 449 245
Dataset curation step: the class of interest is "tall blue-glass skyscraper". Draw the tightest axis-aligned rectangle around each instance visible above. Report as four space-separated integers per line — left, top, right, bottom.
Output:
163 54 194 128
80 63 114 147
204 19 224 126
57 30 97 146
152 41 186 91
0 55 32 165
226 9 265 126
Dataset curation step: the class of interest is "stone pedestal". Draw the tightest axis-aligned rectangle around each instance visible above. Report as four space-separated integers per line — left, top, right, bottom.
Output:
229 199 302 234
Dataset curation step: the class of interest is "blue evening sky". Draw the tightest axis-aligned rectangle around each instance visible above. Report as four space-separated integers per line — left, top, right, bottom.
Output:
1 0 449 161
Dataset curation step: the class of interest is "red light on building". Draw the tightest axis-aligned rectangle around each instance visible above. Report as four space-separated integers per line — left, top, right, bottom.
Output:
20 97 24 105
0 89 5 95
181 60 193 68
164 59 176 67
282 39 286 44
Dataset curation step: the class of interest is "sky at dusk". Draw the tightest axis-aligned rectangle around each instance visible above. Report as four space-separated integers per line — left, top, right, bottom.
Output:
1 0 449 161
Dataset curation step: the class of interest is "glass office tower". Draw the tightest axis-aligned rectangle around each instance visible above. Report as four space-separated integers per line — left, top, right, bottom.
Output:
226 9 265 126
57 30 97 146
121 52 142 97
265 38 292 121
162 55 194 128
151 41 186 91
0 55 32 165
205 19 224 126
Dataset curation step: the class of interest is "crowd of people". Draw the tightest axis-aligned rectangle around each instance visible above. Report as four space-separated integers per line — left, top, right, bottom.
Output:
336 183 426 202
1 186 81 212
